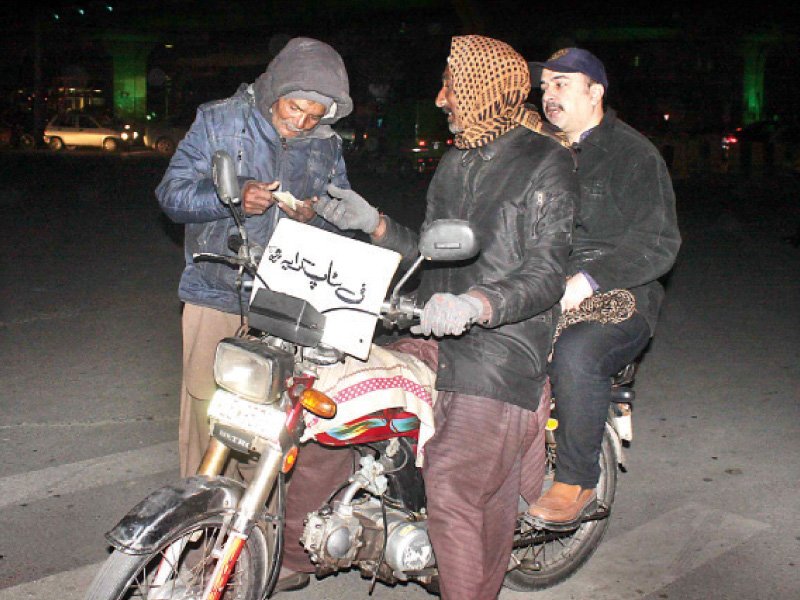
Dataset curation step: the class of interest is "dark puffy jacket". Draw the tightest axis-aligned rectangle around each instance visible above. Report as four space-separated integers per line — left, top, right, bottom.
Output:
155 84 349 314
377 126 578 408
570 108 681 333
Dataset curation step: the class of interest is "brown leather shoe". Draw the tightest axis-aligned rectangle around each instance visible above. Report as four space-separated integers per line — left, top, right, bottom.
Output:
527 482 597 531
273 568 311 593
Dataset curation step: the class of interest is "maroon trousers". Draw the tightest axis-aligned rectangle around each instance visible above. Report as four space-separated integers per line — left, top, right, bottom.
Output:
422 388 548 599
281 338 549 600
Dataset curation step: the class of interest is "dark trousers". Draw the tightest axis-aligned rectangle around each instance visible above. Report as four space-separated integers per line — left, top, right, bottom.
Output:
549 311 651 488
423 389 548 600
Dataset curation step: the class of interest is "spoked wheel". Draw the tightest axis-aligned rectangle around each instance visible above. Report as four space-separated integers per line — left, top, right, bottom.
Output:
504 428 617 591
85 515 270 600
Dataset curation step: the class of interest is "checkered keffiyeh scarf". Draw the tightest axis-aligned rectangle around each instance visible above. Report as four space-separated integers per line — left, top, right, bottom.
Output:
448 35 568 150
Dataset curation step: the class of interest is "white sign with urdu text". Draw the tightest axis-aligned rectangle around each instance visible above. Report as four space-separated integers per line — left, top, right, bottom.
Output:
251 219 402 360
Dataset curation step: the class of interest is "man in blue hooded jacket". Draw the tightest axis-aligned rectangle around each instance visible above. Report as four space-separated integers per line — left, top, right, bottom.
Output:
156 37 354 477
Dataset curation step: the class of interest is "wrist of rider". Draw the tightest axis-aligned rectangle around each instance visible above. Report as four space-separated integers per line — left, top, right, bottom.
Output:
363 206 380 234
579 270 600 292
464 290 492 326
369 213 387 238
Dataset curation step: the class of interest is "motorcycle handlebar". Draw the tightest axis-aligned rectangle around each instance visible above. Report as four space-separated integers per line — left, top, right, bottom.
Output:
379 297 422 329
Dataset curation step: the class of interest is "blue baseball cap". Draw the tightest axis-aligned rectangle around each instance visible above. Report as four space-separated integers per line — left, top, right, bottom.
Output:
532 47 608 90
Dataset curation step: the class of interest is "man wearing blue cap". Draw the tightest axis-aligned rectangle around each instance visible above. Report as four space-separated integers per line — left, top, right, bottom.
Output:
528 48 681 527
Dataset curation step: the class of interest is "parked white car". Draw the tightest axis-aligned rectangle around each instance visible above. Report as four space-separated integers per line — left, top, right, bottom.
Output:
43 112 139 152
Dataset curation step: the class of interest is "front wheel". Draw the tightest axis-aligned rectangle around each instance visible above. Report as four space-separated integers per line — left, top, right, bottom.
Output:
85 515 270 600
504 427 617 591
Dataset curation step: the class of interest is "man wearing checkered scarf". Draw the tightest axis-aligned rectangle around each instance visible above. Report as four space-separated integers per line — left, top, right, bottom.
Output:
292 35 579 598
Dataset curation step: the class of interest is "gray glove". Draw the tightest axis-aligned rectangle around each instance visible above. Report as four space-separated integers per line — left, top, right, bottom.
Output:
314 184 380 233
411 293 484 337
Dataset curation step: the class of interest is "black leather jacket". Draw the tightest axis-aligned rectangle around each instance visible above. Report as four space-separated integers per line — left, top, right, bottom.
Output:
571 109 681 333
378 126 578 409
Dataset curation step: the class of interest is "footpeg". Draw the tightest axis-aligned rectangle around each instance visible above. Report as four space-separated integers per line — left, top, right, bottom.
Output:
522 501 610 533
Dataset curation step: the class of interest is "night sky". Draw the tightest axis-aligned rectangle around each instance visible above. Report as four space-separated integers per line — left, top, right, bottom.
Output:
2 1 799 132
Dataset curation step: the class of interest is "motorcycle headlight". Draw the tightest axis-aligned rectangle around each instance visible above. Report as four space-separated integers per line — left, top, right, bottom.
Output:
213 338 293 403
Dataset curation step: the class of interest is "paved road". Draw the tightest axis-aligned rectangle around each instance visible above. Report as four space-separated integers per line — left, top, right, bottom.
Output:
1 149 798 599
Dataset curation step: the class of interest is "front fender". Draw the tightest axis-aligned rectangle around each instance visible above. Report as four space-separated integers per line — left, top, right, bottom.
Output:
106 475 245 554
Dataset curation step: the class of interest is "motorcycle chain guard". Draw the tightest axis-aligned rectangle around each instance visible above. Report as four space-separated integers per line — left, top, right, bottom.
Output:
248 288 325 347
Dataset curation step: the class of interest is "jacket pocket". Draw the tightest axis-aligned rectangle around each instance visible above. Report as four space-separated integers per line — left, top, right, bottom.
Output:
498 204 523 263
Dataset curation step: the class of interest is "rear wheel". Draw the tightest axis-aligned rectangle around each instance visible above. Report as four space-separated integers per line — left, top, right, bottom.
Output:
504 428 617 591
85 515 270 600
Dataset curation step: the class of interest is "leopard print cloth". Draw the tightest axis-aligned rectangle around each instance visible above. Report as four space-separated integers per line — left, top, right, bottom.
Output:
553 289 636 343
448 35 569 150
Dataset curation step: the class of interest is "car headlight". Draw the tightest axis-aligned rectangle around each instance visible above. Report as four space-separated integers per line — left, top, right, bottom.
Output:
121 132 129 140
213 338 294 403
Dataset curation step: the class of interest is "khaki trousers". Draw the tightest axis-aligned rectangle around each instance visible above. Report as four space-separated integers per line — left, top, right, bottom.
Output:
179 303 242 477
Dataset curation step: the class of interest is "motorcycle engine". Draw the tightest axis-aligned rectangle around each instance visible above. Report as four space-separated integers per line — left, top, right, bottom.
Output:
302 496 434 580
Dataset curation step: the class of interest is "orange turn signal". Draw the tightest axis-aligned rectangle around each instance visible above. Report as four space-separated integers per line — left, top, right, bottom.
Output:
282 446 299 474
300 389 337 419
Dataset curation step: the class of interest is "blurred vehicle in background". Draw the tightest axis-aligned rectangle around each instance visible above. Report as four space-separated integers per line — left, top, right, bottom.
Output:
348 100 453 176
143 114 193 155
722 119 800 172
333 115 358 153
0 110 36 150
43 111 139 152
383 99 453 174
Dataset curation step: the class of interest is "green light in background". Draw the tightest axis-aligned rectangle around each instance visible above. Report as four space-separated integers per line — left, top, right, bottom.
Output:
103 34 156 120
742 36 770 125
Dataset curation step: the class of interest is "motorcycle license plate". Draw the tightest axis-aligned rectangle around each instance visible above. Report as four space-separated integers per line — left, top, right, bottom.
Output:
207 390 286 444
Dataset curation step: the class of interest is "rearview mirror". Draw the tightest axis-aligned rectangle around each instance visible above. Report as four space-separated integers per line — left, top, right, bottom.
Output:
212 150 240 205
418 219 479 262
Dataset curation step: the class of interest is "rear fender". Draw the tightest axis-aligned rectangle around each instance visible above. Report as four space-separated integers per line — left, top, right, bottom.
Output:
105 475 245 554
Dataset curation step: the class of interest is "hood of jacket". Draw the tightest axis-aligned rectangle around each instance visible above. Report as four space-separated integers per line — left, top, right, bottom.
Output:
253 37 353 126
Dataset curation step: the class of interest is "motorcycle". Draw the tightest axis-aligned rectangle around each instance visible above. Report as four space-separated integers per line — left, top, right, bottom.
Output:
85 150 635 599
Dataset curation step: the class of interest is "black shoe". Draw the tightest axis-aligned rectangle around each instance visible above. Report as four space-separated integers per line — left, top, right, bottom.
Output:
273 571 311 593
